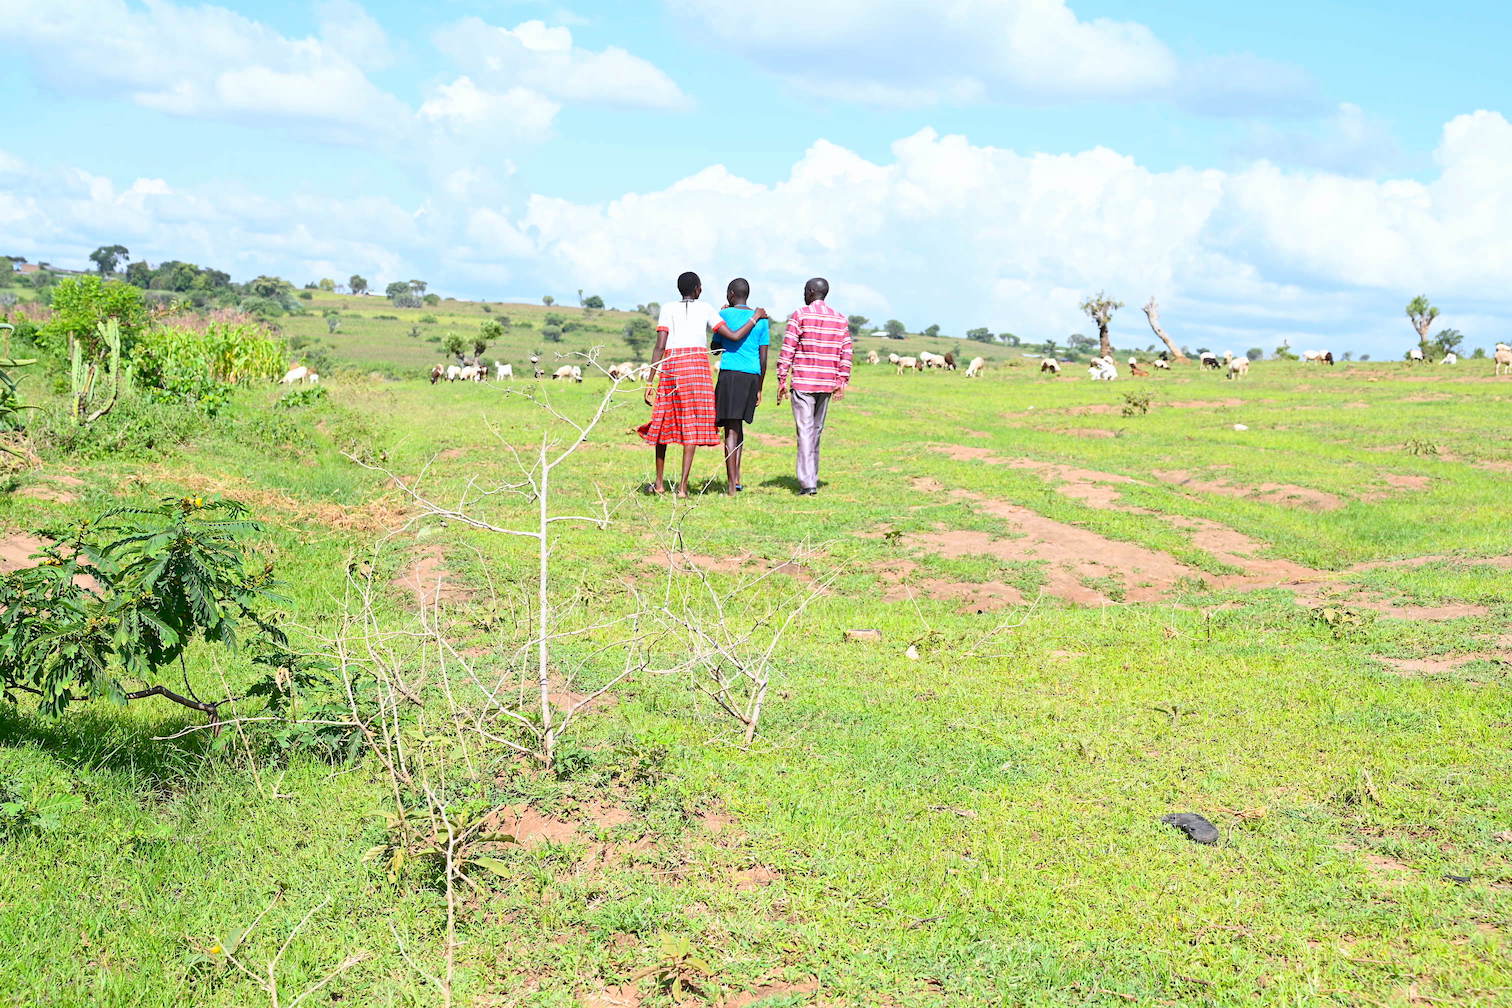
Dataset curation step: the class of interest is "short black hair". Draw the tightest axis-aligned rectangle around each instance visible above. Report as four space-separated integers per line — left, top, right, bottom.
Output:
677 271 700 297
727 277 750 302
805 277 829 299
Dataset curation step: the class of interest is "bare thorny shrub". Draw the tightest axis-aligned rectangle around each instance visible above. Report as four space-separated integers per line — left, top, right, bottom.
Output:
309 351 834 1003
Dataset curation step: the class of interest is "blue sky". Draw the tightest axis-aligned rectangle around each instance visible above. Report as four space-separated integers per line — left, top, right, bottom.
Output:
2 0 1508 355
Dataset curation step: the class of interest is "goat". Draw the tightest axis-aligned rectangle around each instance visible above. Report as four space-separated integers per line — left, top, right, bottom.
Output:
496 362 513 380
1409 347 1425 364
1228 357 1250 380
895 356 920 374
429 365 444 384
1495 343 1512 376
1152 358 1171 370
1439 353 1457 366
280 365 310 384
918 351 946 370
965 356 986 378
943 351 956 371
446 365 462 382
1040 358 1060 375
1200 352 1220 369
867 349 880 365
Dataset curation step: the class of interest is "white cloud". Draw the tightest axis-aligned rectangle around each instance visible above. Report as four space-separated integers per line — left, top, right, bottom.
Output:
666 0 1177 105
0 0 409 139
8 112 1511 358
418 76 561 141
434 17 691 110
316 0 395 71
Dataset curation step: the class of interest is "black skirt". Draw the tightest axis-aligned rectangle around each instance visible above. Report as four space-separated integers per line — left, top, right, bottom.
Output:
714 370 760 425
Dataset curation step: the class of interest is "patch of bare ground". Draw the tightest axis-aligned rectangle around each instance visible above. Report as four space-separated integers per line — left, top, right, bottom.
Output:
1336 842 1417 888
1360 473 1433 502
962 429 990 439
1152 469 1345 511
725 980 822 1007
750 431 791 449
395 545 474 608
931 443 1010 464
138 468 413 533
1058 427 1119 438
1474 460 1512 473
15 473 84 503
1375 653 1509 677
0 532 48 572
877 560 1028 613
1352 553 1512 571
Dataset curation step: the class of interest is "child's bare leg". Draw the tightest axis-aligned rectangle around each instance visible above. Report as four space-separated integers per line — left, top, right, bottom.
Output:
723 424 741 496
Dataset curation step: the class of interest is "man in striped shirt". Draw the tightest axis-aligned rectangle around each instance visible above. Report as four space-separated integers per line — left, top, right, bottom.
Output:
776 277 853 496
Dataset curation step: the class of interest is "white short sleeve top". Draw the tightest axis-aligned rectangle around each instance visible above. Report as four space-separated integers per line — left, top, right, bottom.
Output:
657 299 723 350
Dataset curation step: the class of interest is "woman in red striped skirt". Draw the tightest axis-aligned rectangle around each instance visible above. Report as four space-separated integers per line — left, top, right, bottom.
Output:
640 271 767 497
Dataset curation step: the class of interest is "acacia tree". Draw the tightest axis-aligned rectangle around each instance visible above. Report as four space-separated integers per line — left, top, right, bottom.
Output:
1142 298 1188 361
89 245 129 276
1079 292 1123 357
349 274 368 295
1406 295 1439 356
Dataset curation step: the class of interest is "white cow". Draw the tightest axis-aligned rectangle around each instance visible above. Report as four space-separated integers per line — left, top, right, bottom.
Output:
965 356 986 378
280 365 310 384
496 361 513 380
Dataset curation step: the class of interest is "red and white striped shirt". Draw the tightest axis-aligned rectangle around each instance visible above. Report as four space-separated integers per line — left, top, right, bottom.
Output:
777 299 852 394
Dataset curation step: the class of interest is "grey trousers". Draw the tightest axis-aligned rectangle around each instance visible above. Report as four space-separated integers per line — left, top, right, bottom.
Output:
789 390 832 491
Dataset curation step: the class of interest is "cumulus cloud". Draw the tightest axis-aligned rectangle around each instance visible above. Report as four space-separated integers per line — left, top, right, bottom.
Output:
666 0 1176 105
0 0 410 140
1235 103 1402 176
433 17 691 110
8 112 1511 357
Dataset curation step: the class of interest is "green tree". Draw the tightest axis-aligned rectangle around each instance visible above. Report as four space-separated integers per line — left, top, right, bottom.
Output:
88 244 129 276
642 302 659 318
846 315 869 338
1431 328 1463 358
476 319 503 356
965 328 993 343
542 295 555 306
1246 347 1263 361
443 332 467 359
1067 333 1098 355
247 275 293 300
1406 295 1438 355
324 309 342 334
123 261 153 287
386 281 420 308
923 324 941 339
999 333 1019 347
624 316 653 358
318 277 336 292
42 275 148 354
0 259 12 288
423 293 441 307
409 280 428 296
883 319 906 340
1079 291 1123 357
583 294 605 310
349 274 368 295
1471 346 1487 359
541 325 562 343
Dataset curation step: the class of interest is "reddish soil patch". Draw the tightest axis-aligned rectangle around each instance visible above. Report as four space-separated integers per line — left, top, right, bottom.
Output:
580 984 644 1008
910 476 946 494
726 980 822 1008
395 545 473 608
1375 652 1508 676
17 481 79 503
489 805 583 847
1152 470 1344 511
1337 842 1416 887
931 443 1009 464
1382 473 1431 491
732 865 781 890
697 810 737 835
750 432 791 449
1475 461 1512 473
436 447 469 460
0 532 48 572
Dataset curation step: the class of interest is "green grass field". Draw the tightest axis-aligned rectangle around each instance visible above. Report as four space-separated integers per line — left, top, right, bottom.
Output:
2 341 1509 1006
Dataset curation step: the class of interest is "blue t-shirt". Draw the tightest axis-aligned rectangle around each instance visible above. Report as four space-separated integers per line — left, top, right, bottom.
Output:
713 306 770 375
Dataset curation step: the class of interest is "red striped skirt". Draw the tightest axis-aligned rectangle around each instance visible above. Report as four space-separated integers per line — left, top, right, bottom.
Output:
638 347 719 446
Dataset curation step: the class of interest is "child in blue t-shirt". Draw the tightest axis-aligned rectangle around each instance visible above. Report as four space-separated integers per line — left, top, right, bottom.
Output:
712 277 770 497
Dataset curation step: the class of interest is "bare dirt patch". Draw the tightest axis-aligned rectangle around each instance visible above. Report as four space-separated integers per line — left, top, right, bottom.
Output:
1058 427 1119 438
1167 398 1244 409
1337 842 1417 888
0 532 48 572
726 980 822 1008
1375 654 1506 677
750 432 791 449
142 468 413 533
931 443 1009 464
1152 470 1344 511
395 545 474 608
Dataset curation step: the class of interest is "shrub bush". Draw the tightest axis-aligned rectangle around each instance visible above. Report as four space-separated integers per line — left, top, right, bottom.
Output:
130 322 284 414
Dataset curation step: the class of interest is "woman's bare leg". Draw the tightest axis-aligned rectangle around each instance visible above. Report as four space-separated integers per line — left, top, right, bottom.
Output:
723 423 741 496
676 445 696 497
652 444 668 493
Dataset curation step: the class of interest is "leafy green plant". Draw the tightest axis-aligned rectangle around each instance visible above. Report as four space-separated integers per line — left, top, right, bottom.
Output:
274 385 329 410
40 274 148 355
0 496 286 720
362 802 517 886
1313 604 1376 640
0 784 83 837
0 325 40 452
632 935 713 1001
1120 390 1153 417
1405 437 1440 456
130 320 284 414
70 317 123 425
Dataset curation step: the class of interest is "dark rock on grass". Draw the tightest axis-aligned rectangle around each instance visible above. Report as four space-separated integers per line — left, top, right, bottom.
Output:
1162 812 1220 845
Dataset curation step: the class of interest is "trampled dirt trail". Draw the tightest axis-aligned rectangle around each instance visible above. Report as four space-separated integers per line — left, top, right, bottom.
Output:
0 532 48 572
894 453 1493 616
395 545 474 608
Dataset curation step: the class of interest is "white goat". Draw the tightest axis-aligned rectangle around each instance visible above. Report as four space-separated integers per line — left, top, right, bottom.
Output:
867 349 880 365
895 356 920 374
918 351 947 370
965 356 986 378
1495 343 1512 376
1409 347 1425 363
1439 352 1457 365
280 365 310 384
496 362 513 380
1228 357 1250 380
1040 358 1060 375
446 365 462 382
